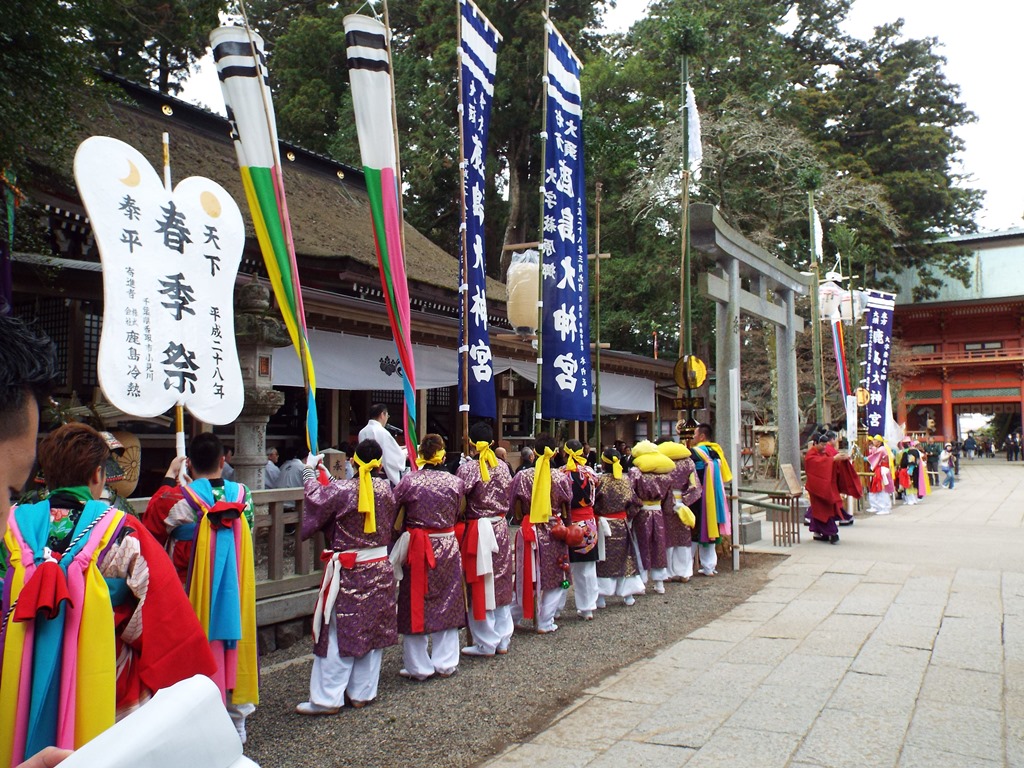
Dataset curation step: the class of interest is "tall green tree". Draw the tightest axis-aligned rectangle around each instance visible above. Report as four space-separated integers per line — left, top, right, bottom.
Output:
87 0 226 94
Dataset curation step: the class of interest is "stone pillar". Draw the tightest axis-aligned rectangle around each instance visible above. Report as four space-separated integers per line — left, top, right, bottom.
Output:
776 288 802 470
233 278 288 490
716 261 741 448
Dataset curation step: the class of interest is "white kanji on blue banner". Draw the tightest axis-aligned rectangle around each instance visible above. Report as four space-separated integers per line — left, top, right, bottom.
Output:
862 289 895 433
541 21 592 422
457 0 500 418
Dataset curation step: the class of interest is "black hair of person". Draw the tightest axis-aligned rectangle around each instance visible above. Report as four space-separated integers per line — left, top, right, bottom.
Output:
368 403 388 420
535 432 556 452
355 438 383 464
0 314 59 441
469 421 493 444
189 432 224 474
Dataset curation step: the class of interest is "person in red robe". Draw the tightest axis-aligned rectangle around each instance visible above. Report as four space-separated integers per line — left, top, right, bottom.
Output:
804 429 862 543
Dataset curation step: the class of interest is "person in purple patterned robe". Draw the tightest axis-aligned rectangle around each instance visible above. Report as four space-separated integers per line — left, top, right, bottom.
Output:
629 443 675 594
391 434 466 680
560 439 600 620
594 447 645 606
457 422 514 657
295 439 398 715
510 433 572 634
658 440 703 583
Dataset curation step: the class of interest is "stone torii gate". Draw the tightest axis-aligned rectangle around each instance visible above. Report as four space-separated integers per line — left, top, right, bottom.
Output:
691 204 810 473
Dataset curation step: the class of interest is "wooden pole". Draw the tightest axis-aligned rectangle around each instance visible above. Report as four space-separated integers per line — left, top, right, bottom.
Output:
534 9 550 437
593 182 603 450
456 0 471 456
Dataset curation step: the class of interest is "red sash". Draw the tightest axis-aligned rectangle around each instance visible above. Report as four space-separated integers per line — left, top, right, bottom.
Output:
599 511 627 520
455 520 486 621
520 519 537 620
406 526 454 633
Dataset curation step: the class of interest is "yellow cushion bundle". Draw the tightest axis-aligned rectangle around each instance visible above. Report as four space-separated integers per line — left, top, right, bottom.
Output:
657 442 691 460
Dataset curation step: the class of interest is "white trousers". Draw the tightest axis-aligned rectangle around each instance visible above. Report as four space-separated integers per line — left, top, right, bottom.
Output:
868 491 892 515
666 545 694 579
692 542 718 575
308 614 383 707
402 628 460 678
596 574 646 598
467 603 514 654
227 702 256 744
570 561 598 612
646 567 669 583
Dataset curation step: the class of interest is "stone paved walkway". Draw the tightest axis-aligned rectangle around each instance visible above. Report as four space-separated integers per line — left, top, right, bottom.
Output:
481 458 1024 767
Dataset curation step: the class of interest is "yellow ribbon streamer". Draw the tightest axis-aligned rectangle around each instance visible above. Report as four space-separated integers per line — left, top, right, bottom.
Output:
474 441 497 483
529 446 555 524
564 447 585 471
601 454 623 479
415 449 446 469
354 455 382 533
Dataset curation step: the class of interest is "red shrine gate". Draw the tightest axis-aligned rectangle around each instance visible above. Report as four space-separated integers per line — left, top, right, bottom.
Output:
892 229 1024 441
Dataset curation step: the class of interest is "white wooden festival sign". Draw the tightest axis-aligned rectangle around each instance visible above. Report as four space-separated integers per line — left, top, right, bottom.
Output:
74 136 245 424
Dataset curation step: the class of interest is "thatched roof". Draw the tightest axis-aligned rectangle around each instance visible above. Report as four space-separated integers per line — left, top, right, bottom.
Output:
37 75 506 303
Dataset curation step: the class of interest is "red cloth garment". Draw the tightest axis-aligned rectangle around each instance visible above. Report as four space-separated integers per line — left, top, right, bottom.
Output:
405 527 453 633
519 519 537 620
804 447 843 523
455 520 487 622
127 521 217 693
836 459 863 499
12 560 71 622
141 484 192 584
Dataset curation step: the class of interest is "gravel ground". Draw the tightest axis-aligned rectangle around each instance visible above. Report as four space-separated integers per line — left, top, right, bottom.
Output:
245 551 780 768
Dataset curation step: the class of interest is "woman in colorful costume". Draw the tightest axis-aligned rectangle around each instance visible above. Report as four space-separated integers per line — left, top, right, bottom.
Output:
689 423 733 577
510 433 572 633
0 423 216 765
295 438 397 714
866 435 895 515
898 439 929 504
804 429 861 543
456 422 514 657
141 432 258 742
628 440 675 593
594 448 644 606
658 440 702 583
556 439 600 620
391 434 466 680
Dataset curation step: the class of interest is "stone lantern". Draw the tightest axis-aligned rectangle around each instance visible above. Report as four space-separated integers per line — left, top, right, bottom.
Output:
232 276 289 490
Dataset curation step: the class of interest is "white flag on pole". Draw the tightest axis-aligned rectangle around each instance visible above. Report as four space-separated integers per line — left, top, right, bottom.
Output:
812 207 824 262
686 83 702 178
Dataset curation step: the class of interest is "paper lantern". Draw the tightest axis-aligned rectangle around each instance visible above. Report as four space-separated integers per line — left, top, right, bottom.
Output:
506 252 539 337
818 280 844 319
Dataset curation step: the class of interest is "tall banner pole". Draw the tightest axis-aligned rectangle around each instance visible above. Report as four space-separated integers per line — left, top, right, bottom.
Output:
456 0 500 451
534 6 550 437
809 191 825 425
457 0 470 453
162 132 187 463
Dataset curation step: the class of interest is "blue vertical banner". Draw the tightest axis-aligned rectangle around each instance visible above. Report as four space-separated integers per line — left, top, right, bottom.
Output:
540 20 592 422
862 289 895 433
457 0 500 418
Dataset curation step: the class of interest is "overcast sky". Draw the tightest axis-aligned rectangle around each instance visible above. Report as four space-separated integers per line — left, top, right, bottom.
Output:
184 0 1022 233
604 0 1023 232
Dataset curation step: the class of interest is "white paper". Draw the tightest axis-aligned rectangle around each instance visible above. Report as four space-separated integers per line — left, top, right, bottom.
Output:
59 675 258 768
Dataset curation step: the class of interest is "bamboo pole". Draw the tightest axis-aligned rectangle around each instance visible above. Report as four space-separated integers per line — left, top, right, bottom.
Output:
456 0 471 455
